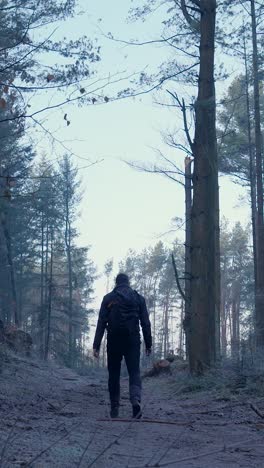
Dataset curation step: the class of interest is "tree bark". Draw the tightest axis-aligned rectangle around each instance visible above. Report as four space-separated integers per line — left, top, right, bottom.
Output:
184 157 192 358
39 212 45 357
188 0 218 374
244 35 257 342
231 281 240 360
1 210 19 326
220 259 227 358
65 181 74 367
215 174 221 361
164 293 169 357
179 300 184 357
44 231 53 361
153 289 156 357
250 0 264 349
42 221 49 356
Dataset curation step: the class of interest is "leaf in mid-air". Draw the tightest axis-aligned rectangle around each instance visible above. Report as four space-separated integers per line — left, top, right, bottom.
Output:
0 98 6 108
47 74 55 82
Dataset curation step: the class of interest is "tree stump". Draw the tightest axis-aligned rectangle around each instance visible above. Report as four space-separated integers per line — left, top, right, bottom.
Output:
144 359 171 377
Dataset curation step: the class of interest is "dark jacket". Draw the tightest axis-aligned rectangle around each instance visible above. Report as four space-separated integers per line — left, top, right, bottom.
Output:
93 284 152 351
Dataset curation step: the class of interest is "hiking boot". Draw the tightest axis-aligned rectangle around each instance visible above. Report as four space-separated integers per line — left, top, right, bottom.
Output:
110 406 119 418
132 402 142 419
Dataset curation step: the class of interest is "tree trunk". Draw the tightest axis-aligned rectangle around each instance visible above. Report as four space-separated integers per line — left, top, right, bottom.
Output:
164 295 169 357
250 0 264 349
184 156 192 358
42 221 49 356
188 0 218 374
215 176 221 361
65 181 74 367
67 232 73 366
220 260 227 358
179 300 184 357
39 212 45 357
231 281 240 360
153 293 156 357
244 35 257 342
44 232 53 361
18 253 23 326
1 211 19 326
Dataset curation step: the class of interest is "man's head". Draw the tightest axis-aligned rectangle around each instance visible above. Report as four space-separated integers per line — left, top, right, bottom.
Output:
115 273 129 286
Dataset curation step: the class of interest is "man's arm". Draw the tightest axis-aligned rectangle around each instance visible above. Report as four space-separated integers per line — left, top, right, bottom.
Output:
138 296 152 351
93 296 109 353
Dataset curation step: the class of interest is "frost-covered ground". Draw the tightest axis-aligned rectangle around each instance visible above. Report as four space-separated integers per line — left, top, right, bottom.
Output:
0 354 264 467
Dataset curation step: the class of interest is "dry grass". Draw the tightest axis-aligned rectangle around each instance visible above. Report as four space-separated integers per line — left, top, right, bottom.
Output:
164 356 264 398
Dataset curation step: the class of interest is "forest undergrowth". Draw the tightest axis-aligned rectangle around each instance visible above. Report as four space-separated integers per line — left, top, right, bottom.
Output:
168 357 264 398
0 349 264 467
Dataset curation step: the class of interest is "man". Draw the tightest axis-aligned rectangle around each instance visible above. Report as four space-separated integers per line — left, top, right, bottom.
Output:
93 273 152 419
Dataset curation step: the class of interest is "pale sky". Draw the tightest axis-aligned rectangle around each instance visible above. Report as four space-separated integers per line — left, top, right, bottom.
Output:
33 1 250 305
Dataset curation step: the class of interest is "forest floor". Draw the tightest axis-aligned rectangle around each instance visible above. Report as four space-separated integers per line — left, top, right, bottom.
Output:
0 354 264 467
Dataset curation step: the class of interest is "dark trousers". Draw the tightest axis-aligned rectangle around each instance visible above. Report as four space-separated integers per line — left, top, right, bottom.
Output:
107 333 141 407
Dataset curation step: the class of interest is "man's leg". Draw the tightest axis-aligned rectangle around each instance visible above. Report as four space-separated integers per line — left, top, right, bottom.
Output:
107 341 122 416
124 337 142 417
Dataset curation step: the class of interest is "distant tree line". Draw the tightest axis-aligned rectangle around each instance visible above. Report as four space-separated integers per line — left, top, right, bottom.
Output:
0 0 98 368
0 148 96 366
112 222 253 363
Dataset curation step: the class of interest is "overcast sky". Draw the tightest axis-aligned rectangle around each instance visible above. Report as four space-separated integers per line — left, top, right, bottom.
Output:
34 1 250 305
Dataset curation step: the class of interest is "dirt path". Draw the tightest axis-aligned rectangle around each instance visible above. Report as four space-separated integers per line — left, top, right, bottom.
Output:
0 356 264 467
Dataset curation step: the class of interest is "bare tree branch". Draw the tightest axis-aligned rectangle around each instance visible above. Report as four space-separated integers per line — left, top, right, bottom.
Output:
127 161 185 187
180 0 201 33
166 90 194 153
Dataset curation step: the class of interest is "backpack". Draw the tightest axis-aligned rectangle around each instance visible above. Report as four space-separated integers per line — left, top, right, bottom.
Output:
107 288 140 336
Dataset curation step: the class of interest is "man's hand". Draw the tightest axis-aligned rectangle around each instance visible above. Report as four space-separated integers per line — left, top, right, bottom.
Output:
93 349 99 358
146 348 151 356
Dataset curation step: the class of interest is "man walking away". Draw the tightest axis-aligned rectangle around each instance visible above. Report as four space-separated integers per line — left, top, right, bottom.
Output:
93 273 152 419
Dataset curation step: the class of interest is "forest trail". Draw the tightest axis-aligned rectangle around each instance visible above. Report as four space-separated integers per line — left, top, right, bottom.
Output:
0 356 264 467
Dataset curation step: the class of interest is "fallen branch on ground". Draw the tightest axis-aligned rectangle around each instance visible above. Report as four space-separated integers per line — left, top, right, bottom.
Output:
97 418 193 426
